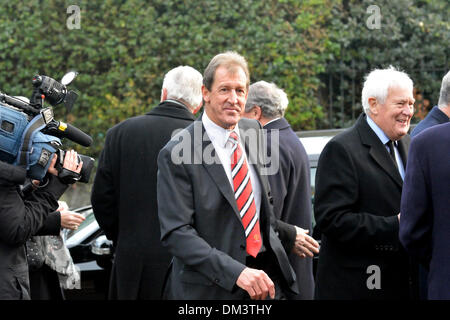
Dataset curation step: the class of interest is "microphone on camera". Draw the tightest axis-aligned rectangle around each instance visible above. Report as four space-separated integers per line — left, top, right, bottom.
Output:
53 121 93 147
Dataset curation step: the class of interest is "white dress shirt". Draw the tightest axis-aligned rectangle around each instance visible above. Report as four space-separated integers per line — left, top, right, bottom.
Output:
202 111 262 220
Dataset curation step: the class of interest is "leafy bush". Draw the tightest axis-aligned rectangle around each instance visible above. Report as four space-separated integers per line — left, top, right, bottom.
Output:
0 0 332 157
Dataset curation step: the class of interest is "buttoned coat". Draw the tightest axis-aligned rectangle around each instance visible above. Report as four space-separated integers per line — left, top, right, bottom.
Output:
314 114 414 299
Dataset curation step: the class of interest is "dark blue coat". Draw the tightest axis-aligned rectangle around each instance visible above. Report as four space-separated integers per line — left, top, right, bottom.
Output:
411 106 449 137
264 118 314 300
400 122 450 300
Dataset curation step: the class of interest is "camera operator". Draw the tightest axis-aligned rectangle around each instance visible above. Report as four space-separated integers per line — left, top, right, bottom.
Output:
0 150 82 300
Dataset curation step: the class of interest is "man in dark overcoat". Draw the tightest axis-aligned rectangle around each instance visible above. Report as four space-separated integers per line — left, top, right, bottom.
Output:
243 80 314 299
91 66 203 299
314 66 418 299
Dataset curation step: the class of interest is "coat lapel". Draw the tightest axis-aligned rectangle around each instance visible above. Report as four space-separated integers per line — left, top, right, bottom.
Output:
356 114 404 188
198 122 240 217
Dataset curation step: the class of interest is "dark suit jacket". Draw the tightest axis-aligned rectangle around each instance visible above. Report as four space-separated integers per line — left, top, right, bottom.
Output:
91 100 196 299
314 113 412 299
410 106 449 137
400 122 450 299
264 118 314 300
157 117 298 300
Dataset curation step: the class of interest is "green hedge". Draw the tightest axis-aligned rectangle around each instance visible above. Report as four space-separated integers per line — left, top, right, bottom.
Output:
0 0 332 158
1 0 448 159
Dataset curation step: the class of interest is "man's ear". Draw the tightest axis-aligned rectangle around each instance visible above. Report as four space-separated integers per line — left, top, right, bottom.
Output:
201 85 210 104
161 88 168 102
368 97 378 115
253 106 262 120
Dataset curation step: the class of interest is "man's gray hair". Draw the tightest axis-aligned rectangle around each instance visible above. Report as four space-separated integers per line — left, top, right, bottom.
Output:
245 81 288 119
361 66 414 114
203 51 250 91
438 70 450 108
162 65 203 109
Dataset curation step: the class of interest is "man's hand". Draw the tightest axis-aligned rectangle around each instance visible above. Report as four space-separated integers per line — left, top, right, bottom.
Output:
47 150 83 176
292 227 320 258
236 267 275 300
57 201 85 230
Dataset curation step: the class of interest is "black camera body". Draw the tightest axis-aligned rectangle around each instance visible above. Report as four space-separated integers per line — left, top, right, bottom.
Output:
0 72 94 183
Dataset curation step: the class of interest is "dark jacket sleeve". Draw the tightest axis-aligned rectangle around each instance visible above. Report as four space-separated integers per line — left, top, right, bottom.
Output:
35 211 61 236
273 219 296 253
0 162 67 246
399 137 432 264
91 130 119 242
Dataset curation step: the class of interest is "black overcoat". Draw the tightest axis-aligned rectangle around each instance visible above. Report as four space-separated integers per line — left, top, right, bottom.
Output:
314 114 414 299
91 100 196 299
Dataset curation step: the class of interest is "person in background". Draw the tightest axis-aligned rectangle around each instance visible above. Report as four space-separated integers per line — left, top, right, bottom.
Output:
399 122 450 300
314 66 418 299
28 200 85 300
242 80 314 299
0 150 81 300
411 70 450 137
91 65 203 299
409 70 450 299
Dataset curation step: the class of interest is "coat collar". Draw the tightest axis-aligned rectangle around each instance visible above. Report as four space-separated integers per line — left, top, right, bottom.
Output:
146 100 196 121
263 117 290 130
356 113 410 188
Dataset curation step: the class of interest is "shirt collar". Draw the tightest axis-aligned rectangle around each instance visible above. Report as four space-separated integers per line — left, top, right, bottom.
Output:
366 114 391 145
203 110 240 148
164 99 189 109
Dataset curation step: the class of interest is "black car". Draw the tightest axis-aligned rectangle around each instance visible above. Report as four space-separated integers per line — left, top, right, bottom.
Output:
63 205 113 300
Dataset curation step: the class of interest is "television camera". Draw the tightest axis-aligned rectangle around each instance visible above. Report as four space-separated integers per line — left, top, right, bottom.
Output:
0 71 94 183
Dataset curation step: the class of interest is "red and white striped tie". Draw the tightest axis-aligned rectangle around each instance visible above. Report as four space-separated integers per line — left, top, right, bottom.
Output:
229 131 262 257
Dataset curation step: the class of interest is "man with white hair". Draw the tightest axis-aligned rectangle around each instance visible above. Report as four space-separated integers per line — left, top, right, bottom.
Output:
314 66 418 299
243 81 314 300
91 66 203 299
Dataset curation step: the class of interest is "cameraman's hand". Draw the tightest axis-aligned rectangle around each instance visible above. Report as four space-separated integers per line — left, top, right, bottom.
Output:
62 150 83 173
47 150 83 176
47 154 59 176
